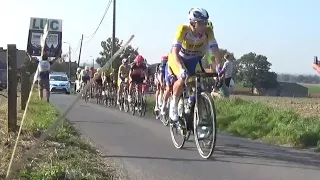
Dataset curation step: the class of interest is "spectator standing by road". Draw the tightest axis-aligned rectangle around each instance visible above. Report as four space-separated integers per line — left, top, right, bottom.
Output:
211 53 234 98
222 53 234 88
28 50 60 102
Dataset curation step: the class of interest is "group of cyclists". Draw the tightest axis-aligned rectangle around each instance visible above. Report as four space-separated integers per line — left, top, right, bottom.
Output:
75 55 149 110
74 7 234 159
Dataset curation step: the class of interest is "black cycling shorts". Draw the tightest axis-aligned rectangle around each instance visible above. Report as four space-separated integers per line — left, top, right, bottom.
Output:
131 75 144 84
82 76 90 83
95 78 103 86
105 76 112 83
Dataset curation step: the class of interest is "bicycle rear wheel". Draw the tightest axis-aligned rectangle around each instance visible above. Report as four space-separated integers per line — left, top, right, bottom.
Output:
84 89 89 103
193 92 217 159
131 98 136 115
169 98 187 149
96 89 100 104
160 98 170 126
139 96 146 117
124 98 129 112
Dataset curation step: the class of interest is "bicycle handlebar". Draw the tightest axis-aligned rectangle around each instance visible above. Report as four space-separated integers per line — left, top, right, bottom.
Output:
194 72 218 78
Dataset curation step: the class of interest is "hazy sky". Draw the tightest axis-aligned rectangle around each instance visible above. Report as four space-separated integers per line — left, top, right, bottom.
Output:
1 0 319 74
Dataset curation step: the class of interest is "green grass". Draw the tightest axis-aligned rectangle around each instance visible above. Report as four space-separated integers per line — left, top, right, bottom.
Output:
14 95 118 179
215 98 320 148
234 83 245 88
300 84 320 93
146 96 320 149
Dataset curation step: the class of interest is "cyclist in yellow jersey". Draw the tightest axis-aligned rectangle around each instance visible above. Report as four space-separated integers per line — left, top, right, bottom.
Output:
94 68 103 87
167 8 223 121
117 58 130 104
102 67 114 85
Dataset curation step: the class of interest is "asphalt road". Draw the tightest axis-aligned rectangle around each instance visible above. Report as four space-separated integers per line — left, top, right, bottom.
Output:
51 94 320 180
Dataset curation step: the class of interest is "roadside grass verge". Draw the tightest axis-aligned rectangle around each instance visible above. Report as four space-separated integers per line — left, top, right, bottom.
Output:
0 93 118 179
216 98 320 149
145 96 320 150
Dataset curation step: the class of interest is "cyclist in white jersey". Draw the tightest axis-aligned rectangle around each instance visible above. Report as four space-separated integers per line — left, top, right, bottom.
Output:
80 66 91 90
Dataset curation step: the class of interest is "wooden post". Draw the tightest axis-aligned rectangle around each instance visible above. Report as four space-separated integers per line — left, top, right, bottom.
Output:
20 65 29 110
7 44 18 132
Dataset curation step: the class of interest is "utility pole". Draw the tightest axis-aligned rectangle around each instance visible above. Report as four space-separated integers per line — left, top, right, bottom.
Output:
314 56 318 64
68 45 71 78
111 0 116 69
77 34 84 66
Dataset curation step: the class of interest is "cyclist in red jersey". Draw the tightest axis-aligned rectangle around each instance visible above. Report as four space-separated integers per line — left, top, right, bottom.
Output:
89 66 95 79
128 55 147 102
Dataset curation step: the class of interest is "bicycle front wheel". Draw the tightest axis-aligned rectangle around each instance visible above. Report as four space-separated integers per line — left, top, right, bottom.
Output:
193 92 217 159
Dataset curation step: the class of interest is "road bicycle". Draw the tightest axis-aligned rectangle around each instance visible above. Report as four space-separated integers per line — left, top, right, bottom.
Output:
159 80 175 126
169 72 217 159
119 81 129 112
95 83 104 104
81 82 90 103
154 86 165 120
130 82 147 117
104 82 117 107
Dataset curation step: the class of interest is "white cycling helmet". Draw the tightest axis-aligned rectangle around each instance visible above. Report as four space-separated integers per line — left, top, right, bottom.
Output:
122 58 128 64
77 67 81 72
85 66 89 71
188 8 209 22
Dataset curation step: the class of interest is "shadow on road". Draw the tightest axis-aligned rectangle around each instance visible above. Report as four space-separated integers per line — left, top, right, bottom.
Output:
103 142 320 170
215 143 320 168
70 120 124 125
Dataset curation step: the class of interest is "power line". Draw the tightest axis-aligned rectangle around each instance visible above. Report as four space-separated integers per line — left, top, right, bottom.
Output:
73 38 82 53
84 0 112 43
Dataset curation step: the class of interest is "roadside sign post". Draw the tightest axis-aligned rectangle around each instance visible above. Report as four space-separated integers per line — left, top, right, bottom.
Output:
20 64 29 110
27 18 62 58
7 44 18 132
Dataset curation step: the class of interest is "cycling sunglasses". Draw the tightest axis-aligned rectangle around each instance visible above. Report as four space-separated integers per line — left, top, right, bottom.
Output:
196 20 208 26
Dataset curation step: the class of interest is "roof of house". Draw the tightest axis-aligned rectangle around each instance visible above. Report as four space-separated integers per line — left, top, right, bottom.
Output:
0 47 28 69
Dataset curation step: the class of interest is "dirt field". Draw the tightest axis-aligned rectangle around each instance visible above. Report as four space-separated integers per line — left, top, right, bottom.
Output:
234 95 320 118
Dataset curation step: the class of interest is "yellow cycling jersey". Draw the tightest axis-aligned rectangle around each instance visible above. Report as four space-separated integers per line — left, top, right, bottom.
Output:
103 68 114 77
118 64 130 77
94 72 101 79
172 24 218 59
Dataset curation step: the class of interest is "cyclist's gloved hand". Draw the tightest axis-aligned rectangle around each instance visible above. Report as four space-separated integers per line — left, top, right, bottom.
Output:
216 66 224 77
120 76 125 82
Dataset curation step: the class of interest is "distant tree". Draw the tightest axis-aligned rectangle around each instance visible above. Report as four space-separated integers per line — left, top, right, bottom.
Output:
96 37 139 73
237 52 278 93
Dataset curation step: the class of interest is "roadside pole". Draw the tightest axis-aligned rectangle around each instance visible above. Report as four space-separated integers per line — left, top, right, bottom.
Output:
20 64 30 110
7 44 18 132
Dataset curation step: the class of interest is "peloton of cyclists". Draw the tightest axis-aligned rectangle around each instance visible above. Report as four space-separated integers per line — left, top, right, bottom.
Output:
128 55 148 103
